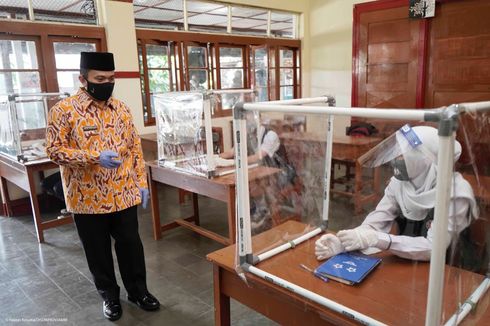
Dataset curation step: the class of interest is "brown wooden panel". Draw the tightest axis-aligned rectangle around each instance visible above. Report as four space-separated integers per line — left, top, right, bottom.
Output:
366 18 411 43
434 35 490 60
367 63 409 84
424 0 490 174
434 58 490 85
431 1 490 39
355 3 422 136
425 0 490 107
368 42 411 64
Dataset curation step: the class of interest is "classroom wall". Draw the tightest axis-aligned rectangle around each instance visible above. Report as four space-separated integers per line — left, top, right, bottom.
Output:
307 0 371 136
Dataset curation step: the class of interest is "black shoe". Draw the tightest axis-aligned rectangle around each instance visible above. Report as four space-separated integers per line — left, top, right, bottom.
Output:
128 292 160 311
103 300 122 321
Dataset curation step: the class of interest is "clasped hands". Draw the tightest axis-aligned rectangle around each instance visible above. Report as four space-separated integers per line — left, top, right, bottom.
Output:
315 227 382 260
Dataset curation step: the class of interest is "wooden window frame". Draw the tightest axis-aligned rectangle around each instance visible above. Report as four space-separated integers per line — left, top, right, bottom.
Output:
49 36 102 94
0 20 107 94
138 39 177 125
136 29 301 125
0 34 47 94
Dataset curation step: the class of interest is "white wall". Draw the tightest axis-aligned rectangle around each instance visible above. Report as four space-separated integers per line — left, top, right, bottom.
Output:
307 0 371 135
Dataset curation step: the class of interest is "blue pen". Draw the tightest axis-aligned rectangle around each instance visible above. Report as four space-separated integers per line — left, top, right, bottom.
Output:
299 264 329 282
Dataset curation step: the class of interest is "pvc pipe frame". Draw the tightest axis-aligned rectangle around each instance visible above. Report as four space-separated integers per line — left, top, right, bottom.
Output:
443 278 490 326
247 265 387 326
242 96 333 263
426 133 455 326
234 98 490 326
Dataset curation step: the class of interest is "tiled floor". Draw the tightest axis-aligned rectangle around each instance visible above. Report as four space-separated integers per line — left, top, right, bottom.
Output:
0 182 366 326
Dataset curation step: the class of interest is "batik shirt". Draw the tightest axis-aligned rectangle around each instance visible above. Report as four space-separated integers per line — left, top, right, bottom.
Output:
46 88 147 214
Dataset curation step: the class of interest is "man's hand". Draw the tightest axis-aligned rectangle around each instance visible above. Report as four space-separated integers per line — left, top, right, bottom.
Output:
139 188 149 209
99 150 122 169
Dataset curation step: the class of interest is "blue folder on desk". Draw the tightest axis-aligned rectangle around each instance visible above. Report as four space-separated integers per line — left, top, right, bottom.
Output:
315 252 381 285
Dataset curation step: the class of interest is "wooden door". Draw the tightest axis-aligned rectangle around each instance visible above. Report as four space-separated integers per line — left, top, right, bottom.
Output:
353 2 427 136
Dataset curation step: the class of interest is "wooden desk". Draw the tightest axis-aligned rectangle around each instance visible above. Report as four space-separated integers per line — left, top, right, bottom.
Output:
207 220 490 325
280 133 382 213
147 161 280 245
0 155 73 243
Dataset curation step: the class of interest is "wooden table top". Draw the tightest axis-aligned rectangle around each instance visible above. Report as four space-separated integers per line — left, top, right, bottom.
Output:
207 220 489 325
146 160 281 186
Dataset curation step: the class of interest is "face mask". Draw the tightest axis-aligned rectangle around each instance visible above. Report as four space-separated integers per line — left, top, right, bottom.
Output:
391 158 410 181
85 80 115 101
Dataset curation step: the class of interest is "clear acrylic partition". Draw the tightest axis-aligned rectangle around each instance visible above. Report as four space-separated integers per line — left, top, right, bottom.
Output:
154 90 256 178
233 100 490 325
0 93 69 162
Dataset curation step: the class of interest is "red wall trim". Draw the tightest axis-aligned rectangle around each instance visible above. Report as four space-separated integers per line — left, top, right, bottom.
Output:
416 19 430 108
115 71 140 78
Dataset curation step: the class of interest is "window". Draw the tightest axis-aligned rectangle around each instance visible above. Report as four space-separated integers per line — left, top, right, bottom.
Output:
279 48 294 100
270 11 296 38
231 6 268 36
187 0 228 34
0 0 97 24
137 29 301 125
251 46 268 102
133 0 184 30
52 40 97 95
218 46 244 89
186 44 210 90
138 41 178 124
0 20 106 95
134 1 298 39
0 37 43 95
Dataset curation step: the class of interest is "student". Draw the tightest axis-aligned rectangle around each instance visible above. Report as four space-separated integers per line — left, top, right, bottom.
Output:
46 52 159 321
315 126 478 261
221 116 297 233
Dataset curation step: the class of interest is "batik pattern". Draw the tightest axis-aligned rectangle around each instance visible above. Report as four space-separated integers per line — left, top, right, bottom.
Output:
46 88 147 214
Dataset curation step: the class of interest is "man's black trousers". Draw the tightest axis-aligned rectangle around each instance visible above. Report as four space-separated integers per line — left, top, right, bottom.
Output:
74 205 147 301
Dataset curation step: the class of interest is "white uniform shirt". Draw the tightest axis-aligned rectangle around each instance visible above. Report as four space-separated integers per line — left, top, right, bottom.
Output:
258 126 280 158
361 178 471 261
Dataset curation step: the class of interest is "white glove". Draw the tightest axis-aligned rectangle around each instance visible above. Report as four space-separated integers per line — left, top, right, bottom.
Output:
213 154 235 167
315 234 344 260
337 227 379 251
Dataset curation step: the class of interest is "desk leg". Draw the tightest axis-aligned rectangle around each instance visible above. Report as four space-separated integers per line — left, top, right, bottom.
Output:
0 176 11 216
149 170 162 240
213 265 230 326
26 170 44 243
354 162 362 214
227 186 236 245
192 193 200 226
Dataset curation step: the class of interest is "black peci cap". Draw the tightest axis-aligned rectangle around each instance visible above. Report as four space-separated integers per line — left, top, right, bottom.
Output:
80 52 115 71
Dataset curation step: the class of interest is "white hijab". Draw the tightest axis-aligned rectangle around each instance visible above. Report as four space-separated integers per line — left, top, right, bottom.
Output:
390 126 478 221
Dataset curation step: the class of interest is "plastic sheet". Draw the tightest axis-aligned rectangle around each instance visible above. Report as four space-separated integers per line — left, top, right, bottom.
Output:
154 89 256 178
0 93 69 162
233 99 490 325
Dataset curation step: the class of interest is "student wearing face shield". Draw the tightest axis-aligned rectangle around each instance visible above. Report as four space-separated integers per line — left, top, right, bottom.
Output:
315 125 479 262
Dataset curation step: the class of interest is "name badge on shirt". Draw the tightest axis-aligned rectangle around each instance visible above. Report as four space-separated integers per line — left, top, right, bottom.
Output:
82 126 98 132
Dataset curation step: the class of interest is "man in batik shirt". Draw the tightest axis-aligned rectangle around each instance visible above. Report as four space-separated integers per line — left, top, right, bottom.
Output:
46 52 159 321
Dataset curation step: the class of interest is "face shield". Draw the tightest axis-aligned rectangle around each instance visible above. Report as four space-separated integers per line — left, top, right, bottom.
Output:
358 125 438 180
